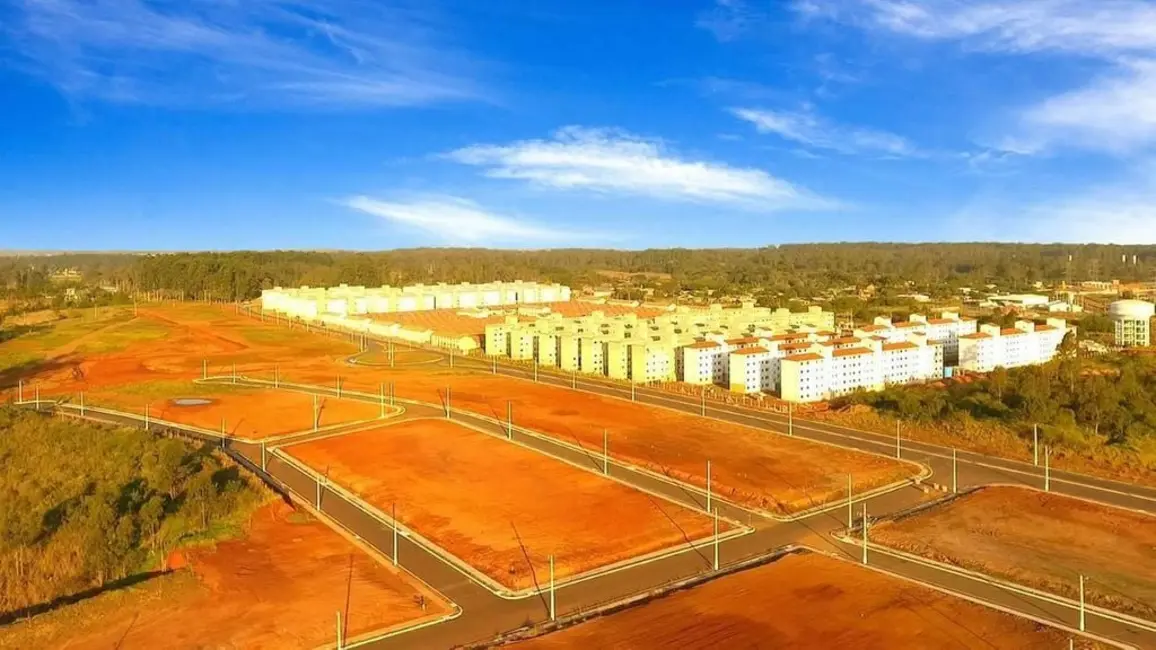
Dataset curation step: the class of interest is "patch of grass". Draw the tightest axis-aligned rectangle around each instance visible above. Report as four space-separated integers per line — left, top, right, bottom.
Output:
74 318 172 355
86 380 251 403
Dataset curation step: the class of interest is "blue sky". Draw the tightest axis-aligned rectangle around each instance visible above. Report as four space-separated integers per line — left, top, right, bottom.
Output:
2 0 1156 250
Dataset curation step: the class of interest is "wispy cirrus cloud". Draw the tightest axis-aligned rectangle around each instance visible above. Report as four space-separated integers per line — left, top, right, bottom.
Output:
342 195 606 246
731 107 920 157
2 0 483 108
445 126 838 209
798 0 1156 155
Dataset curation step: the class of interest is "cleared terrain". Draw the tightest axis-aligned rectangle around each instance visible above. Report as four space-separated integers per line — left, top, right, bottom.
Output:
0 501 448 649
510 551 1096 649
284 419 724 591
871 486 1156 618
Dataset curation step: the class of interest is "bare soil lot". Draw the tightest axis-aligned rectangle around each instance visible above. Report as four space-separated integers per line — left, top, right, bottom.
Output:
510 551 1096 649
85 382 382 440
871 486 1156 619
290 364 915 516
0 501 448 649
285 419 723 591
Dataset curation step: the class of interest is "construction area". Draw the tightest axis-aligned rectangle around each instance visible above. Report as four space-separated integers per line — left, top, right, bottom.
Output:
2 294 1154 649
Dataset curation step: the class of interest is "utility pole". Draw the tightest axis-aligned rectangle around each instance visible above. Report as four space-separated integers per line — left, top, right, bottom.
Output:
847 474 853 529
631 380 636 402
144 403 150 431
787 403 794 436
700 385 706 416
1033 423 1039 466
507 401 513 439
380 383 386 418
202 359 207 380
261 441 267 471
313 394 320 431
603 429 609 475
713 507 720 571
895 421 901 458
392 503 399 566
232 363 237 384
952 448 958 493
861 503 869 565
706 460 712 514
1079 574 1086 632
445 387 451 419
1045 446 1051 492
336 611 343 650
549 555 556 621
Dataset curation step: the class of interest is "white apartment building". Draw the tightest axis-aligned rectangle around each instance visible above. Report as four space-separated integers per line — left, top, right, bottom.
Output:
728 347 773 394
779 336 945 403
681 341 729 385
958 318 1071 372
1109 299 1154 348
855 312 976 365
262 281 572 319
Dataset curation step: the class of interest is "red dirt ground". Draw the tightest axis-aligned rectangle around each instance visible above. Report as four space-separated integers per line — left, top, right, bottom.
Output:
511 551 1095 649
290 364 913 516
0 501 448 650
5 303 357 399
871 486 1156 619
84 386 383 440
284 419 724 591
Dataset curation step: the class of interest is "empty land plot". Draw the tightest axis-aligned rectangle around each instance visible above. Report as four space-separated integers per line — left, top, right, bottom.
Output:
0 501 448 650
871 486 1156 619
291 366 914 515
284 419 723 591
85 382 381 439
510 551 1096 649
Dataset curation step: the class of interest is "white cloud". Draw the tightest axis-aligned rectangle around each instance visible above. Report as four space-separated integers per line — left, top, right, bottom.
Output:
342 195 601 245
3 0 482 108
842 0 1156 56
1013 59 1156 154
446 126 835 209
800 0 1156 155
948 163 1156 243
731 107 919 157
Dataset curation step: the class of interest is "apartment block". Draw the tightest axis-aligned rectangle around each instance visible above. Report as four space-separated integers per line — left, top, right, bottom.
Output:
261 281 572 319
958 318 1071 372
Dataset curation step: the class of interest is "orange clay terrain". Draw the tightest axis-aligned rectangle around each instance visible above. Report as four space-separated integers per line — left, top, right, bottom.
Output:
82 384 383 440
511 551 1094 650
1 303 357 400
870 486 1156 619
288 364 914 515
284 419 724 591
0 501 448 650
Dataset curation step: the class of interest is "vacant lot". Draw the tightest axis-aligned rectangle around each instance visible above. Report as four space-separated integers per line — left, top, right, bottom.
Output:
84 382 382 439
2 303 357 400
288 364 914 516
511 551 1093 649
284 419 722 591
871 486 1156 619
0 501 448 649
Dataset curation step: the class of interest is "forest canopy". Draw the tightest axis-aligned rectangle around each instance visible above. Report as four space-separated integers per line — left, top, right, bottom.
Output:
2 243 1155 301
0 410 263 620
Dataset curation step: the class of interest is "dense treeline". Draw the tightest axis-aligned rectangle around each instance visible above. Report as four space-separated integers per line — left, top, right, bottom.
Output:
0 410 262 617
841 339 1156 450
3 244 1156 301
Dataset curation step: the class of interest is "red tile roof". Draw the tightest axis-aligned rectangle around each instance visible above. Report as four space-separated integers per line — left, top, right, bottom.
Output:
784 352 823 362
731 346 769 356
960 332 991 340
686 340 722 349
833 347 873 358
927 318 956 325
1035 324 1058 332
1001 328 1027 336
882 341 919 352
780 342 814 351
726 336 761 345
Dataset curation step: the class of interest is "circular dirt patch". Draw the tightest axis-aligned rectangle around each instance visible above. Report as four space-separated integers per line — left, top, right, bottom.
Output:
171 397 215 407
